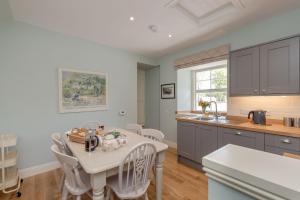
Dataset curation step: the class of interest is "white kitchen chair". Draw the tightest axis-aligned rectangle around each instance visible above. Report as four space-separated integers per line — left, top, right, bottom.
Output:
141 129 165 142
126 123 143 135
51 132 73 192
106 142 157 200
51 145 91 200
51 132 72 155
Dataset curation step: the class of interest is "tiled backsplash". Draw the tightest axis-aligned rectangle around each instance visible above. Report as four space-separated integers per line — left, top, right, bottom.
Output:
228 96 300 119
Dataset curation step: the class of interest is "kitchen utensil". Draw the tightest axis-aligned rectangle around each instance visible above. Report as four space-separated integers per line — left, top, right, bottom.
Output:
283 117 294 127
248 110 267 125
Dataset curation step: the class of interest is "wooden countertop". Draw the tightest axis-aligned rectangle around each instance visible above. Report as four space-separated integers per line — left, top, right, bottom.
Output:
176 117 300 138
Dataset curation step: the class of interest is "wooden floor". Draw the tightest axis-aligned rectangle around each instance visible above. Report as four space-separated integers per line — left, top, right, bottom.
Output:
0 148 208 200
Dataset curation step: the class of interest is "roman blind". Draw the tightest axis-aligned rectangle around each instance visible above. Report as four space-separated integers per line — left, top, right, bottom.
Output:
175 44 230 69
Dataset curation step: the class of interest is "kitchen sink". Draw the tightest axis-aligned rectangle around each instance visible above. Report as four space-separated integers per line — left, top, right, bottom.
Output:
196 116 215 121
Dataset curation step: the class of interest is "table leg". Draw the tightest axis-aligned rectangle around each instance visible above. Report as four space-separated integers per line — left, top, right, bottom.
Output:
155 151 166 200
90 172 106 200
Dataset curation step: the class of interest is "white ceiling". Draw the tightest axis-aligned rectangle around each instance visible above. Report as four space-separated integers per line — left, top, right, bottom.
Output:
8 0 300 58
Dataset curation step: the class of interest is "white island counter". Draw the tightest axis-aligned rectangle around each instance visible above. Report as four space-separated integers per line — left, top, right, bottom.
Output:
202 144 300 200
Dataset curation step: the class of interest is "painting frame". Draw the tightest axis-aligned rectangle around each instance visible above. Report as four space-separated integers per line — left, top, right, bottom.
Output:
161 83 176 99
58 68 108 113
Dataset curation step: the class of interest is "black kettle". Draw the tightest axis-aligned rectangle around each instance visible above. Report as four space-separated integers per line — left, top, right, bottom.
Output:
248 110 266 125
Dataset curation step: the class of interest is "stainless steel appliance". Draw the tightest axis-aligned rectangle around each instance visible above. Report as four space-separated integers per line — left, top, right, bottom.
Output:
248 110 267 125
293 117 300 128
283 117 294 127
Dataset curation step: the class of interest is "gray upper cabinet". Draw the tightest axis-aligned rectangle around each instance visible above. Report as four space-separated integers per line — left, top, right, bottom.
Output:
177 122 196 160
230 47 260 96
218 128 265 151
195 125 218 163
260 37 300 95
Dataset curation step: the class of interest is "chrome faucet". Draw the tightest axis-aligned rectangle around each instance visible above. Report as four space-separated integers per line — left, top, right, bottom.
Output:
209 101 219 119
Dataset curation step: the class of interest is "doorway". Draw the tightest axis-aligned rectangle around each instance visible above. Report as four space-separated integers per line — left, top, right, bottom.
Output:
137 63 160 129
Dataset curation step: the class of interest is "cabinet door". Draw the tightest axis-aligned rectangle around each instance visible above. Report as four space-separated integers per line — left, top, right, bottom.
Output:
265 146 300 156
230 47 260 96
260 37 300 94
218 128 264 151
177 122 196 160
195 125 218 163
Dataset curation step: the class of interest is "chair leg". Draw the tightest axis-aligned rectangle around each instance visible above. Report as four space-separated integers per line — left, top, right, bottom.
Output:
110 189 114 200
76 196 81 200
144 192 149 200
59 174 65 192
62 185 68 200
106 187 111 200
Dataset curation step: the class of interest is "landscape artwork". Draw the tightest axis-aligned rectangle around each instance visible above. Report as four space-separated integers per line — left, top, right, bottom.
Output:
161 83 175 99
58 68 108 113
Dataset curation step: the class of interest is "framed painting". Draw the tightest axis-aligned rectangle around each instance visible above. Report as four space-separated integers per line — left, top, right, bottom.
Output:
161 83 175 99
58 68 108 113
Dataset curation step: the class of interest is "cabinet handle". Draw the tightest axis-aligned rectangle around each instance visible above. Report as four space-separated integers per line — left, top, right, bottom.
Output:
253 89 258 93
262 89 266 93
235 132 242 136
281 139 291 144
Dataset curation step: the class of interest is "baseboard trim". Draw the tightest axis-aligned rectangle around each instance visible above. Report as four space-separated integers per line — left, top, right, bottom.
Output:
164 139 177 149
19 161 60 179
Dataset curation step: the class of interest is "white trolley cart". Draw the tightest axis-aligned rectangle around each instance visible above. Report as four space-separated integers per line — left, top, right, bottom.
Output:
0 134 22 197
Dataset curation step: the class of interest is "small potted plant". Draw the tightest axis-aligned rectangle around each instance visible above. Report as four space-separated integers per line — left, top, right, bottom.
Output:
198 99 210 116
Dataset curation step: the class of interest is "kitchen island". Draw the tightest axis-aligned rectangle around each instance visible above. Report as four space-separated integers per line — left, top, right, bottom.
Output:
203 144 300 200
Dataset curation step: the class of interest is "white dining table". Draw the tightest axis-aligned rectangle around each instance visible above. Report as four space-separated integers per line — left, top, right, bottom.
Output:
64 129 168 200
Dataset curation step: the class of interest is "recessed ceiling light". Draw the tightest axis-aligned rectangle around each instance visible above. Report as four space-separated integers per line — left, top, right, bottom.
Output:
129 16 135 21
168 34 172 38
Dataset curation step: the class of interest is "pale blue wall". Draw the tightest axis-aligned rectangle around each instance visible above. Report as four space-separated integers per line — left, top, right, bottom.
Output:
145 67 160 129
177 69 192 111
208 179 255 200
158 7 300 143
0 17 156 168
0 0 12 23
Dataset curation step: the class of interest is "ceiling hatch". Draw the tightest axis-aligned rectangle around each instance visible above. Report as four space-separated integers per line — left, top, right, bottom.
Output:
165 0 245 25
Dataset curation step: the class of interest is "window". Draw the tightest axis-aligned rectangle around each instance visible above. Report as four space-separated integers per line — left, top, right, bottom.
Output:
193 63 227 112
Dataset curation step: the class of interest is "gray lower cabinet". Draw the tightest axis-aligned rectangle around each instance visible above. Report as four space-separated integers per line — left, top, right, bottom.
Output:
177 122 196 160
265 134 300 155
260 37 300 95
230 47 260 96
218 128 264 151
195 125 218 163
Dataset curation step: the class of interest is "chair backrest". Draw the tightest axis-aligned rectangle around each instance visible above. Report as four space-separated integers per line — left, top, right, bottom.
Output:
118 142 156 193
126 124 143 135
51 132 72 155
141 129 165 142
51 145 87 190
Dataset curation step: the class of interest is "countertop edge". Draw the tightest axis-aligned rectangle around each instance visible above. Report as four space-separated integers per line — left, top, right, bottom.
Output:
176 118 300 138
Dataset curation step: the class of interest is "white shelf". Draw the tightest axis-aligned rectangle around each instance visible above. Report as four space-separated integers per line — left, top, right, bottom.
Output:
0 151 17 168
0 167 18 189
0 134 17 147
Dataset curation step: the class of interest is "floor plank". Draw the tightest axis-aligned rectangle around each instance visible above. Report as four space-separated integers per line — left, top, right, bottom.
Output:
0 148 208 200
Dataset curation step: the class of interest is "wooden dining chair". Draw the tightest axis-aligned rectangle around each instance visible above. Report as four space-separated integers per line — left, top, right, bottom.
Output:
51 145 92 200
106 142 157 200
126 124 143 135
141 129 165 142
